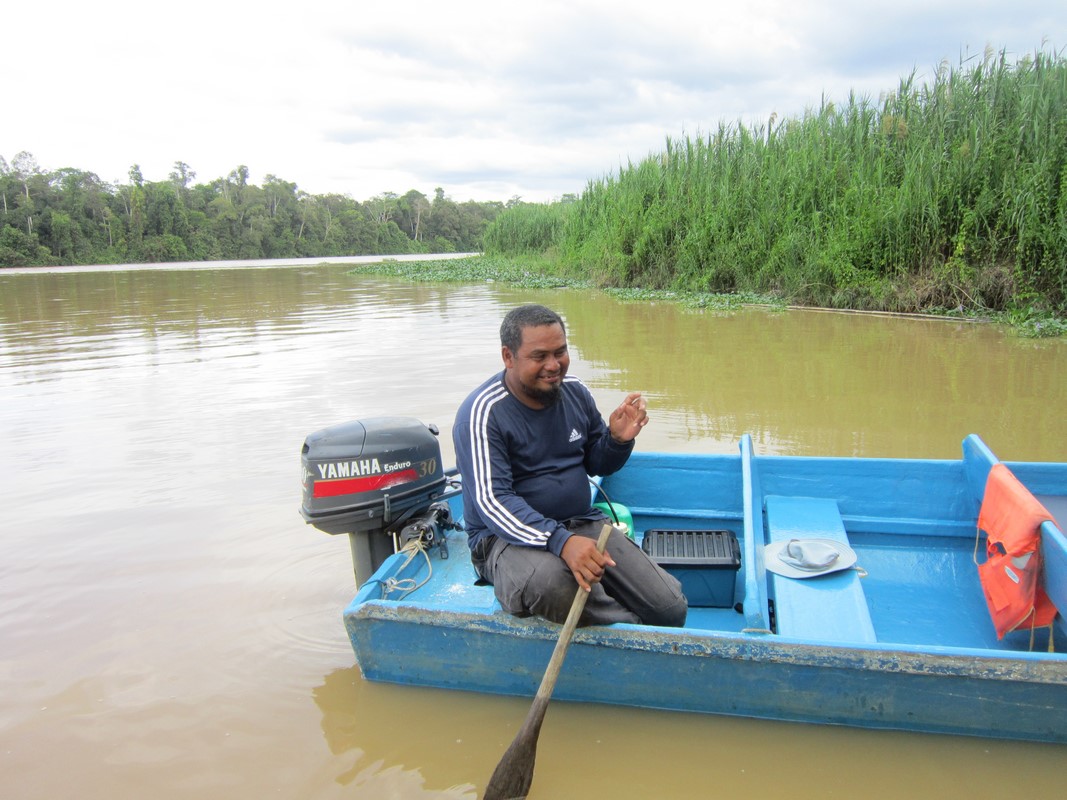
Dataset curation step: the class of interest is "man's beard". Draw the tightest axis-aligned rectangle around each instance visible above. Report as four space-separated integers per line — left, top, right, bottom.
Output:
520 380 562 407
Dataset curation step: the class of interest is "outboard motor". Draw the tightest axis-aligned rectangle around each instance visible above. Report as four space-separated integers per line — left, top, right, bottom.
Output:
300 417 458 586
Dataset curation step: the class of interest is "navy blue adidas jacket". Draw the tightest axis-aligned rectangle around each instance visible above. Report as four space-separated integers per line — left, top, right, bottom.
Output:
452 371 634 556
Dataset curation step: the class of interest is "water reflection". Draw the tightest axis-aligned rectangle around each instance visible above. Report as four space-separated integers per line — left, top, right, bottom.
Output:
554 294 1065 459
4 266 1062 461
314 668 477 797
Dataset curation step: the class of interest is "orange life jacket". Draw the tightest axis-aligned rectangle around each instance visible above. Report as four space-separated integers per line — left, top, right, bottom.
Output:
976 463 1058 639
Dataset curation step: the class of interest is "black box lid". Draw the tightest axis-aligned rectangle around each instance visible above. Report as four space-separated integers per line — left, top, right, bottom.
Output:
641 529 740 568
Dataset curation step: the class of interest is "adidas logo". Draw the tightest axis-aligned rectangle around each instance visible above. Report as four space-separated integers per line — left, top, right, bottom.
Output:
568 428 582 443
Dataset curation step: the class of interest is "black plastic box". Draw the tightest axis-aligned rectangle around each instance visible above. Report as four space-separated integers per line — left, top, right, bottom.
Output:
641 529 741 607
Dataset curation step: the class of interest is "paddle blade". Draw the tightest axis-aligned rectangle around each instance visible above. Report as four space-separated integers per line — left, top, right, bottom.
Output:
482 724 539 800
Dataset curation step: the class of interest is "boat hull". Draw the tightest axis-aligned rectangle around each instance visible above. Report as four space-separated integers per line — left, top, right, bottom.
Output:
345 553 1067 743
337 435 1067 743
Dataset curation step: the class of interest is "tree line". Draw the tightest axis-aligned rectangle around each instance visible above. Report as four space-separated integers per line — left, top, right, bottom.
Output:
0 155 509 267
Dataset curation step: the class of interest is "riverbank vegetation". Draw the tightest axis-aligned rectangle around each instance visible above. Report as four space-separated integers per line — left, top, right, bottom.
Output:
484 48 1066 332
0 160 503 266
359 254 786 313
360 253 1066 337
5 47 1064 336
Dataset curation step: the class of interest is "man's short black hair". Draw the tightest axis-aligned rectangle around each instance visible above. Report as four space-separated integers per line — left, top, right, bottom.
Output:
500 304 566 352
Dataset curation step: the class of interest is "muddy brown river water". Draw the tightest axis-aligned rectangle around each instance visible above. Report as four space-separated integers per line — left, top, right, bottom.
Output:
1 259 1063 798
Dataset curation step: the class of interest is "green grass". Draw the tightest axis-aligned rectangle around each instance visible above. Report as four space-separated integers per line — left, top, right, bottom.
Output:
482 47 1067 332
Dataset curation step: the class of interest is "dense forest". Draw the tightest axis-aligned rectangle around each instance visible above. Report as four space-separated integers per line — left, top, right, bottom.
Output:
485 48 1067 317
0 157 507 266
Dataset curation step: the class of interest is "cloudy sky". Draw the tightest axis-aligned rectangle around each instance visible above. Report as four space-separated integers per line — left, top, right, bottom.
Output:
6 1 1063 203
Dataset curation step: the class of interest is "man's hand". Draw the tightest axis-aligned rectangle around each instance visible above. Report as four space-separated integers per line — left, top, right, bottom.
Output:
560 534 616 592
608 391 649 443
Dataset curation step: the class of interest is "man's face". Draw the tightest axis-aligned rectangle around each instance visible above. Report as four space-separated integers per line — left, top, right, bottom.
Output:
502 323 570 407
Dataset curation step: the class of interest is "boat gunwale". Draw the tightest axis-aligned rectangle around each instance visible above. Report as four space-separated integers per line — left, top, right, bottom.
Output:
344 598 1067 683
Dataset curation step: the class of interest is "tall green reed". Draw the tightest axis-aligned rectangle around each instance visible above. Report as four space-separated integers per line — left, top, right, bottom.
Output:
486 47 1066 314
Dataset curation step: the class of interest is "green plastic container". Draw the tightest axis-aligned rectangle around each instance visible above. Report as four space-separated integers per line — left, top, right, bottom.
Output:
593 501 634 539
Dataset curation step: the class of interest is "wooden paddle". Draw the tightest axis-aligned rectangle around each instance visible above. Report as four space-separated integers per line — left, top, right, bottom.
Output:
483 521 614 800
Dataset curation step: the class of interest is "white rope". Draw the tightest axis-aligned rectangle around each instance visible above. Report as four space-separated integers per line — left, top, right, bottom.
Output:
379 535 434 600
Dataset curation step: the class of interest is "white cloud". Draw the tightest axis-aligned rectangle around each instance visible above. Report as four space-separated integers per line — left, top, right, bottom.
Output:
6 0 1063 202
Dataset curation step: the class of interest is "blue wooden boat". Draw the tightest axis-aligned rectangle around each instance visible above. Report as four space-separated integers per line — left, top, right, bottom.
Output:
300 419 1067 743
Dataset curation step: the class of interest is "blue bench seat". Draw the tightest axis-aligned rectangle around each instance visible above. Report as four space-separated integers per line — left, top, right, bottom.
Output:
765 495 877 644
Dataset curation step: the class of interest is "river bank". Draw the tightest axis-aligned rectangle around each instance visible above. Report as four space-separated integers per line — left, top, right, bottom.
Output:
356 254 1067 338
0 252 478 276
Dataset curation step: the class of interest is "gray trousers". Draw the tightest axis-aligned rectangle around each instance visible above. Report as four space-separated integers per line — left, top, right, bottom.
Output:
477 519 688 627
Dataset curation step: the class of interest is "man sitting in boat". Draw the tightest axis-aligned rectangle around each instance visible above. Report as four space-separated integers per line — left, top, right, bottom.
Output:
452 303 688 627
